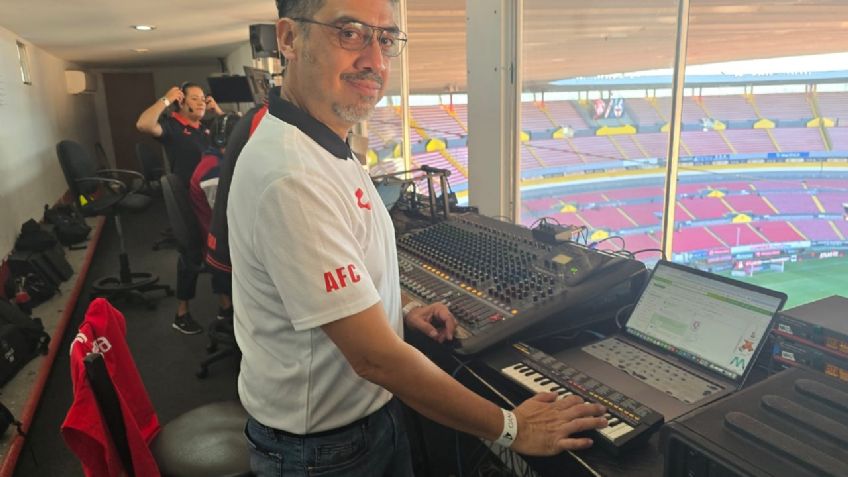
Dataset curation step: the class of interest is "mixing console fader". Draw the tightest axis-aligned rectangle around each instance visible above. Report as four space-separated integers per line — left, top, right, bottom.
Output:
397 213 645 355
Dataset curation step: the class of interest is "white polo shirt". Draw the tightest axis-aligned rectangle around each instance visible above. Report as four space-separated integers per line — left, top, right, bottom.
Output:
227 94 401 433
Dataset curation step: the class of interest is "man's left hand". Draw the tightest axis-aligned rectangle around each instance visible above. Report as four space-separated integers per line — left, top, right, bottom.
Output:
404 303 456 343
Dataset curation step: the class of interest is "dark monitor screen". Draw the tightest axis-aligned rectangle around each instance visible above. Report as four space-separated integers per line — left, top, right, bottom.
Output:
206 75 254 104
243 66 272 105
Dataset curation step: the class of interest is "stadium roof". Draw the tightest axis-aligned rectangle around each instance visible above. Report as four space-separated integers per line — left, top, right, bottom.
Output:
547 70 848 91
2 0 848 93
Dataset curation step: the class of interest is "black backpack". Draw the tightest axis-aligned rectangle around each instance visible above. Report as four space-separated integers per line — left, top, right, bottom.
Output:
14 219 57 252
0 300 50 387
43 204 91 246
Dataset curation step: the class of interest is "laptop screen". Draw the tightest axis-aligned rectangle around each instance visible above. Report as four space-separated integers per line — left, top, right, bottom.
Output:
624 261 785 384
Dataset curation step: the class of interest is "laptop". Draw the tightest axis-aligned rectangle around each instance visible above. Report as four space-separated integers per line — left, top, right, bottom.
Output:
554 260 787 420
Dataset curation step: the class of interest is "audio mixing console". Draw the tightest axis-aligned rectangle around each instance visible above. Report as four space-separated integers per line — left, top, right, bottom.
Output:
397 213 645 355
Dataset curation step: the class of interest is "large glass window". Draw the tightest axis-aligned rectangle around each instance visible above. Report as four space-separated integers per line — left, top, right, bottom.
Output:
675 1 848 308
519 0 679 264
369 1 468 206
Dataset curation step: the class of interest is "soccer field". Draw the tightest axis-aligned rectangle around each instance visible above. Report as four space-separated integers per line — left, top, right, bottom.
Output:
725 256 848 309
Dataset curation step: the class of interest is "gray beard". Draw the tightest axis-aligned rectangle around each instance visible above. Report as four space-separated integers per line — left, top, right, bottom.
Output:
332 100 376 124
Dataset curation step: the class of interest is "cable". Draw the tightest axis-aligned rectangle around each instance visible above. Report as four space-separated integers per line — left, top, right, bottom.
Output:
589 235 626 251
528 216 561 229
451 359 472 477
614 302 636 330
629 248 664 257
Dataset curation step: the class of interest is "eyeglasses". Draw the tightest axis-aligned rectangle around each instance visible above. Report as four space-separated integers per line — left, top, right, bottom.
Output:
291 18 408 57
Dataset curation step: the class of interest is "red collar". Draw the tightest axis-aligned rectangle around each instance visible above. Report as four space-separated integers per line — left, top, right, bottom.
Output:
170 111 201 129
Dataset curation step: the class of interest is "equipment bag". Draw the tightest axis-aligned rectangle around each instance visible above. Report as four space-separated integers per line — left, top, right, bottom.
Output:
43 204 91 246
0 300 50 387
14 219 57 252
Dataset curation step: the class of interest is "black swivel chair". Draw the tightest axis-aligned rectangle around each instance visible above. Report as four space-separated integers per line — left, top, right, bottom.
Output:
160 173 240 378
135 142 165 194
56 140 173 308
135 142 178 251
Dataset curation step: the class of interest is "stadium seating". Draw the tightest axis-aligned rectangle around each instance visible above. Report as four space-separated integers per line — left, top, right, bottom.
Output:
772 127 825 151
700 95 757 121
376 91 846 265
792 220 841 242
816 92 848 123
721 129 774 154
724 194 777 215
755 93 814 120
544 100 589 130
627 98 666 127
762 192 820 214
754 221 804 242
522 102 557 131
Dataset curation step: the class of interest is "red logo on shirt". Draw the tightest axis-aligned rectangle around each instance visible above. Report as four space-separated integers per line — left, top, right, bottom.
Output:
355 188 371 210
324 264 361 292
183 128 193 136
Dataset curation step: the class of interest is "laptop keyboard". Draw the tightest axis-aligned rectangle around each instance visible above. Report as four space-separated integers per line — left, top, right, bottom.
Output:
583 339 723 404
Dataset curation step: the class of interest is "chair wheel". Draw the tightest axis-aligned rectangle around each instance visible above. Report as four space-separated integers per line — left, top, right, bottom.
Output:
196 367 208 379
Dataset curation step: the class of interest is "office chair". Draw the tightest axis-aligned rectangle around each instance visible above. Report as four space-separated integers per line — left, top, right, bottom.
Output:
66 299 251 477
94 142 110 169
161 173 240 378
135 142 178 251
135 142 165 194
56 140 173 308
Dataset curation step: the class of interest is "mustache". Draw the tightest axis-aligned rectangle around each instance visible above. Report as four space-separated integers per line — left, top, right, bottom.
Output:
340 71 383 87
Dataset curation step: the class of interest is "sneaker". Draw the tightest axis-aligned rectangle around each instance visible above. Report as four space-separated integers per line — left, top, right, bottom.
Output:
217 306 234 321
173 313 203 335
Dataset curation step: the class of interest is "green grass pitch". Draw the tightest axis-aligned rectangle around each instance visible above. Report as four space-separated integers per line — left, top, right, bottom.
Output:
725 256 848 309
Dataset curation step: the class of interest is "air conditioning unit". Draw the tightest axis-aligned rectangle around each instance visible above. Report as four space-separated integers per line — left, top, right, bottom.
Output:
65 70 97 94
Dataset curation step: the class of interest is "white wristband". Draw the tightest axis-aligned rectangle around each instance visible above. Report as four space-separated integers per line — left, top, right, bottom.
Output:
495 409 518 448
160 97 170 106
402 300 423 317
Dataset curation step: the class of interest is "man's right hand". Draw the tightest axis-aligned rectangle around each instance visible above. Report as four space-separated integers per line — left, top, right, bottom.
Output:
163 86 184 105
510 393 607 456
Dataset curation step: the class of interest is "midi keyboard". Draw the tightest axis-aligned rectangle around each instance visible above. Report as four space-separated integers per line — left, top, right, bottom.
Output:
501 342 664 455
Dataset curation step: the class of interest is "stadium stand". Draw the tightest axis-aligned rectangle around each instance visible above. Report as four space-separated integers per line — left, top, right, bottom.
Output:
816 92 848 123
762 192 821 214
627 98 666 127
755 93 815 121
700 95 758 121
522 102 557 131
772 127 826 151
544 100 589 130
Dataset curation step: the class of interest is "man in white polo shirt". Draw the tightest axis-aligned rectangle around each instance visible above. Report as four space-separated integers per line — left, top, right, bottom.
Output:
228 0 608 475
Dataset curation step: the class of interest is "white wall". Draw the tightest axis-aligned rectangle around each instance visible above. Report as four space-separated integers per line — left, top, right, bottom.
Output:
0 26 99 257
225 42 253 76
152 63 223 98
225 42 261 112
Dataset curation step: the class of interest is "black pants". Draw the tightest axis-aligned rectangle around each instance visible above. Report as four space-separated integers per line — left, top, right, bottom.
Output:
176 251 232 301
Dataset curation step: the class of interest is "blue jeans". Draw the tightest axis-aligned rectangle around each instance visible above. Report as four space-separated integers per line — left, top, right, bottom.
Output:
244 399 414 476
